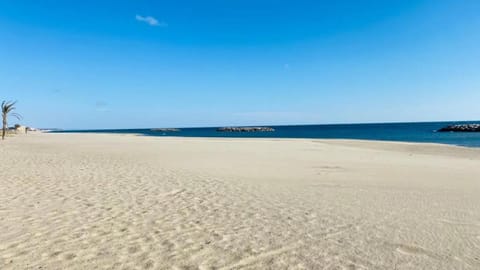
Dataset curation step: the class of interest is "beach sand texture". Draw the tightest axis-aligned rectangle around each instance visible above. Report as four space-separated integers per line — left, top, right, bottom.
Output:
0 133 479 269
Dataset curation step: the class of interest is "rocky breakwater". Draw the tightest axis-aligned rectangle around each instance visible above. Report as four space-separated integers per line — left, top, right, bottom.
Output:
151 128 181 132
217 127 275 132
438 124 480 132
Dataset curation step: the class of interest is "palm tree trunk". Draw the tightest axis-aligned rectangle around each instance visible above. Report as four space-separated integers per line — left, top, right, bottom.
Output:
2 118 6 140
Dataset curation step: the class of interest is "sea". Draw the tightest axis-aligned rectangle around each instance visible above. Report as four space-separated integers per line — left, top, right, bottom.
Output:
54 121 480 148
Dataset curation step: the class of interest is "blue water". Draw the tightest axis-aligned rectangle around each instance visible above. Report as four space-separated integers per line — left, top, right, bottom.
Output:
54 121 480 147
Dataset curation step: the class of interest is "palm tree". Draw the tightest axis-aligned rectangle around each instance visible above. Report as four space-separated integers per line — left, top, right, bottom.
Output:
2 101 22 140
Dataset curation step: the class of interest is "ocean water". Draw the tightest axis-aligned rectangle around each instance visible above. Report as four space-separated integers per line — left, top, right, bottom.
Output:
55 121 480 147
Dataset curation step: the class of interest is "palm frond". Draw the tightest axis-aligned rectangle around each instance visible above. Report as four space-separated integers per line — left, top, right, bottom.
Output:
11 112 23 120
2 101 17 114
1 100 21 122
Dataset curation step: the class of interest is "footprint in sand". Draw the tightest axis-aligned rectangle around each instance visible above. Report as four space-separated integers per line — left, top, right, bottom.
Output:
50 251 62 258
143 260 155 269
128 246 140 254
64 253 76 260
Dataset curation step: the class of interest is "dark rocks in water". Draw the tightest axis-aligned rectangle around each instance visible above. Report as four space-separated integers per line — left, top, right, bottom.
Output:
151 128 181 132
438 124 480 132
217 127 275 132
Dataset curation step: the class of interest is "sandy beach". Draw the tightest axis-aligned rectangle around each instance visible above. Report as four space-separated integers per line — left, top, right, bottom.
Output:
0 133 479 269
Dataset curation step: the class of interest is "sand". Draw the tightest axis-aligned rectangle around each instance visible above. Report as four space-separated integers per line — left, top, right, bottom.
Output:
0 133 479 269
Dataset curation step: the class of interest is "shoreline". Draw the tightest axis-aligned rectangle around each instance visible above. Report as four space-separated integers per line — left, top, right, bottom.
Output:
48 121 480 148
48 130 480 150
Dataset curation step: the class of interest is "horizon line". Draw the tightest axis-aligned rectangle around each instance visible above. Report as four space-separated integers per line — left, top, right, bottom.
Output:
50 119 480 131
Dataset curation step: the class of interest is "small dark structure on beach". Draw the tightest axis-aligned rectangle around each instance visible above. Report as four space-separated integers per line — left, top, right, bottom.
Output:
438 124 480 132
217 127 275 132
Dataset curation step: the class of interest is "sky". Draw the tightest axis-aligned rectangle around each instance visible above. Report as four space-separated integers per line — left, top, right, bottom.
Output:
1 0 479 129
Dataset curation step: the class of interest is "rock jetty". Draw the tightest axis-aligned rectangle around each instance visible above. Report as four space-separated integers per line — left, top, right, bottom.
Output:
438 124 480 132
151 128 181 132
217 127 275 132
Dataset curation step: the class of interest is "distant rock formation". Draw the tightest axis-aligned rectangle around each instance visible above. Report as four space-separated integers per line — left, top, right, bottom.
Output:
217 127 275 132
151 128 181 132
438 124 480 132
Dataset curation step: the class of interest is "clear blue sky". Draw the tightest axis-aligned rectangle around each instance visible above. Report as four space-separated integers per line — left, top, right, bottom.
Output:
1 0 479 129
